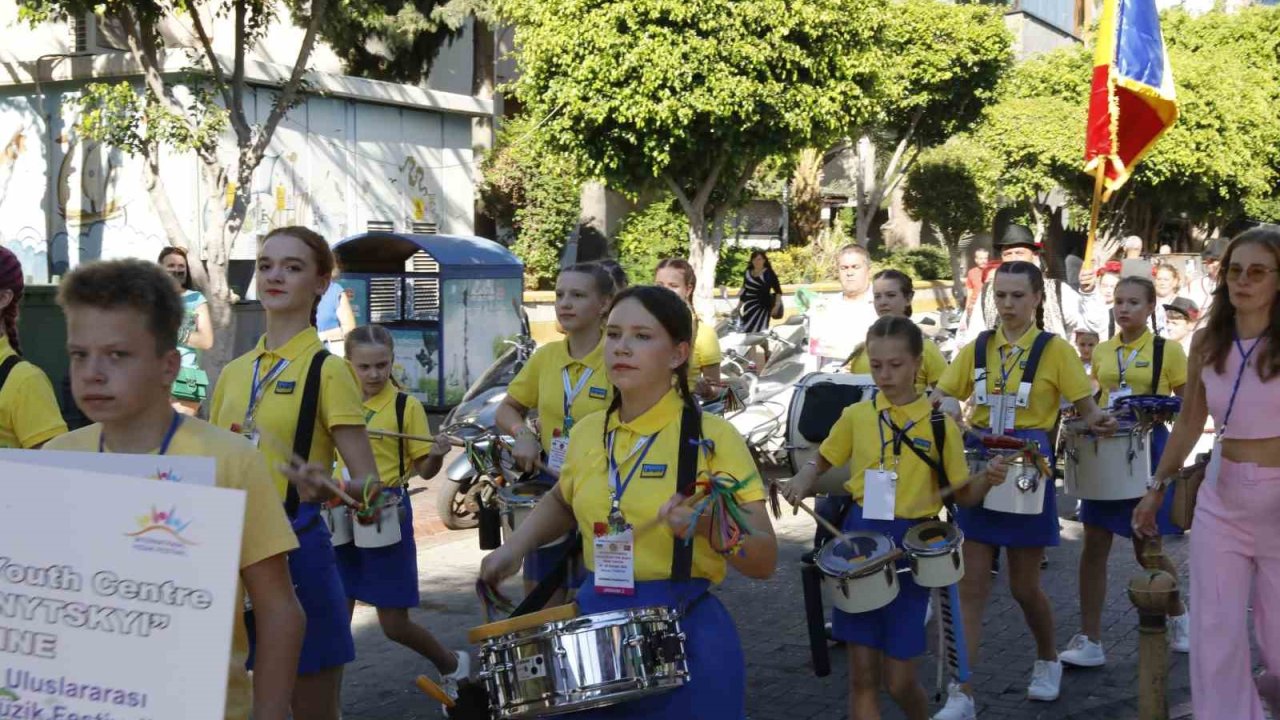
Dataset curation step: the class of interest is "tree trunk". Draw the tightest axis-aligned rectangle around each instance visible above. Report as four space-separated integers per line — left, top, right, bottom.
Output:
472 16 497 239
854 134 876 246
947 233 966 304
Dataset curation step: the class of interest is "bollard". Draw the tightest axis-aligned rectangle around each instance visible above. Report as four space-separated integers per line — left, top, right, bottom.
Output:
1128 537 1178 720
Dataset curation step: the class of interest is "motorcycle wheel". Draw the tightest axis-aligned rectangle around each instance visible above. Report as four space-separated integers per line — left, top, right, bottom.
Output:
436 478 480 530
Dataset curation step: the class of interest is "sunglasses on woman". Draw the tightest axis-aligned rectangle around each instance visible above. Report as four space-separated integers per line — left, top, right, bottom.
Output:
1226 263 1280 283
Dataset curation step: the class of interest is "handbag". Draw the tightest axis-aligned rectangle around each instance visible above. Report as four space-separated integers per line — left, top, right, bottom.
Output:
171 366 209 403
1171 452 1210 531
770 294 784 319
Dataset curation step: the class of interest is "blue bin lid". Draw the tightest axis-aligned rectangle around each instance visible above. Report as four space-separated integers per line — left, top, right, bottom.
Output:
333 233 523 280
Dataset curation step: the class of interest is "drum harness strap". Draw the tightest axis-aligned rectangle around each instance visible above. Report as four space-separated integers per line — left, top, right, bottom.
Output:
974 329 1054 418
288 348 331 525
1092 335 1165 403
0 355 22 397
395 391 408 480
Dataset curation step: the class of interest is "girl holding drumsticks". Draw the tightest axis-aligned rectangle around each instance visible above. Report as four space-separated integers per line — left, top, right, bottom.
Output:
209 226 382 720
930 261 1115 719
1060 276 1189 669
337 325 469 698
785 315 1006 720
480 285 777 719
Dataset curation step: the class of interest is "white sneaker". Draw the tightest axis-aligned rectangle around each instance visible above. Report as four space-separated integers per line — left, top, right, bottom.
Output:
1027 659 1063 702
1059 634 1106 668
440 650 470 716
932 682 976 720
1168 614 1190 653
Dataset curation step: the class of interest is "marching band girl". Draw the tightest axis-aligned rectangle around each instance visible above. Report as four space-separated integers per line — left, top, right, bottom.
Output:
846 270 948 392
1136 228 1280 720
1060 276 1189 669
931 261 1115 719
786 316 1005 720
654 258 723 402
209 226 381 720
338 325 470 697
480 285 778 719
0 246 66 449
497 262 616 595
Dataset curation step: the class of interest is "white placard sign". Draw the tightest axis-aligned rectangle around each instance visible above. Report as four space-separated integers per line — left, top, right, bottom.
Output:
0 460 245 720
0 449 216 487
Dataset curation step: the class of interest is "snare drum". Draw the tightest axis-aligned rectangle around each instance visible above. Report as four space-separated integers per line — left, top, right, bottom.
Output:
1064 420 1150 501
816 531 899 614
981 454 1045 515
470 602 688 718
353 494 403 548
903 521 965 588
499 483 571 551
323 504 354 546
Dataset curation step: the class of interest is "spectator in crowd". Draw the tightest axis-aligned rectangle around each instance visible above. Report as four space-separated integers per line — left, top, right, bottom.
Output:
965 246 993 313
317 266 356 357
1163 297 1200 355
808 244 878 369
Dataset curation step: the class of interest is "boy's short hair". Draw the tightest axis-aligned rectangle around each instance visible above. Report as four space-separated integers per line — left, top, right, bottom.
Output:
1074 329 1100 341
58 259 184 354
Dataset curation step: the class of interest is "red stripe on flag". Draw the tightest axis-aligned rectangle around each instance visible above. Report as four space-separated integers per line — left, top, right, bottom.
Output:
1085 64 1113 163
1111 85 1166 182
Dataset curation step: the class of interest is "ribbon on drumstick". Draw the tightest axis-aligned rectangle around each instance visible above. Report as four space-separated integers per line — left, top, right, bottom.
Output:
475 579 516 623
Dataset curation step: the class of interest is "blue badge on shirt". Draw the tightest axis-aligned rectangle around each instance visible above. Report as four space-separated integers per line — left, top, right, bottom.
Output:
274 381 296 394
1135 360 1151 368
913 438 932 451
588 386 607 399
640 463 667 478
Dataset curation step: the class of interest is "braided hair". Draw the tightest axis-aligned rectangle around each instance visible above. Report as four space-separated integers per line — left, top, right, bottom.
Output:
0 246 25 355
600 285 699 453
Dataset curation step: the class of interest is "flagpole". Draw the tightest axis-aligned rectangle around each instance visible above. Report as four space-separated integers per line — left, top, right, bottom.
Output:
1083 161 1107 274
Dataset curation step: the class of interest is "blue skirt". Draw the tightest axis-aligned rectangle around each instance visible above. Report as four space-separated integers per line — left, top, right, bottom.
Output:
1079 424 1182 539
571 576 745 720
829 502 931 660
336 487 421 608
957 428 1060 548
246 502 356 674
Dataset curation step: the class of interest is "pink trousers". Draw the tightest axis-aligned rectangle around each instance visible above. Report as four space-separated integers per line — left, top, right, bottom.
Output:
1190 459 1280 720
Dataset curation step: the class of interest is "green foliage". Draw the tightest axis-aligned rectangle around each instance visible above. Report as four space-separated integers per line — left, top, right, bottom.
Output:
902 137 997 247
875 246 951 281
714 245 753 287
300 0 479 83
72 81 228 155
478 114 584 289
614 198 689 286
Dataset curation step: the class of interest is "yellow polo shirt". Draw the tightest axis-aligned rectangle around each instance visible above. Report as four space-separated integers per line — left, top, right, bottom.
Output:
209 327 366 497
507 339 611 451
1092 329 1187 407
0 336 67 448
819 394 969 519
360 383 432 485
938 327 1092 431
846 339 948 392
45 418 298 720
558 390 765 584
692 321 722 373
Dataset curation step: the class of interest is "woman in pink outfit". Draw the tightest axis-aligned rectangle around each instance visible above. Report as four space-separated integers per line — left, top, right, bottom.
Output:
1134 227 1280 720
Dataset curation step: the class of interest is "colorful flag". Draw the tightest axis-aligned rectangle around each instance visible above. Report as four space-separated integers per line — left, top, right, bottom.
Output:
1084 0 1178 198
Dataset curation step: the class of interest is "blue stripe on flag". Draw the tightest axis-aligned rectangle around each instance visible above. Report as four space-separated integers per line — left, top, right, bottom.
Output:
1115 0 1165 89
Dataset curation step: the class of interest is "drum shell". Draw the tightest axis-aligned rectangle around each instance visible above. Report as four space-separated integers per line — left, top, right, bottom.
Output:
498 485 567 550
821 561 899 614
1065 425 1150 501
786 372 875 496
353 499 402 548
323 505 354 546
982 457 1044 515
477 607 688 718
905 525 965 588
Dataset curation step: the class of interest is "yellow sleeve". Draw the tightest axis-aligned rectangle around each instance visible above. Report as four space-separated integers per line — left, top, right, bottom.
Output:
818 405 856 467
208 363 230 425
507 346 544 409
234 449 299 569
404 396 433 461
1164 339 1188 390
695 324 722 367
937 341 976 399
319 355 367 429
557 412 599 505
8 366 67 448
941 418 969 488
922 342 948 387
704 415 764 504
1053 338 1094 403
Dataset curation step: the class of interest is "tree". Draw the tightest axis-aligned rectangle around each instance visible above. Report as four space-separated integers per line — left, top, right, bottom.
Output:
498 0 886 300
316 0 496 83
844 0 1011 245
902 136 997 299
788 149 825 247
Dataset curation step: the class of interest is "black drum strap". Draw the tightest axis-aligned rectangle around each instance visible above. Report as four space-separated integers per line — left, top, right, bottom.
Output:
287 349 330 519
671 403 702 584
1019 331 1054 387
395 392 408 479
900 412 958 518
1151 336 1165 395
0 356 20 395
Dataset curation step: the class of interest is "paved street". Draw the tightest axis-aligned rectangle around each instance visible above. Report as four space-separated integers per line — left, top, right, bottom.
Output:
341 453 1194 719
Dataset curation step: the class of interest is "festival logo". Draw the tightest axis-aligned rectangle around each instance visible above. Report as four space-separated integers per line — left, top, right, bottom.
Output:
125 506 198 556
152 468 183 483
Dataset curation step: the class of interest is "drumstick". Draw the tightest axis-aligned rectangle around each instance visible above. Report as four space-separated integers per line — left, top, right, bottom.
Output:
415 675 456 708
251 426 362 508
368 428 463 446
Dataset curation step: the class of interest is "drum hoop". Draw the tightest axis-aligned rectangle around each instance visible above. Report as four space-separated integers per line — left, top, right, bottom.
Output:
816 532 894 578
467 602 579 644
903 522 963 557
497 483 545 508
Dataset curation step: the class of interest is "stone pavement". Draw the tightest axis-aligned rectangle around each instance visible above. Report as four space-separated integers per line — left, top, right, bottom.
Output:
341 466 1193 719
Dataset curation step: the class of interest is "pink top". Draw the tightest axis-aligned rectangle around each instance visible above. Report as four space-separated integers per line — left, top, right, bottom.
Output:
1202 337 1278 439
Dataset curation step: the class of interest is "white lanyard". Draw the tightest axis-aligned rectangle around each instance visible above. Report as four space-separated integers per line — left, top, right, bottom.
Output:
561 367 594 431
1116 344 1143 387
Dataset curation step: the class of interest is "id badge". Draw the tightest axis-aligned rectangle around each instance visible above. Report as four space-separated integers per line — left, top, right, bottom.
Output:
988 393 1015 435
1110 385 1133 408
593 527 635 595
548 436 570 474
1206 435 1224 485
863 469 897 521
